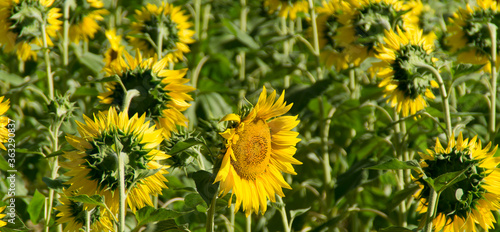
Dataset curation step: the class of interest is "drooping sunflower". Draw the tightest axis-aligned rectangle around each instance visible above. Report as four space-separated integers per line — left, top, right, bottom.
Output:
62 107 170 213
99 50 195 138
0 206 6 227
0 0 62 61
67 0 108 43
336 0 419 63
446 0 499 73
263 0 309 20
128 2 195 63
55 193 114 232
314 0 364 70
414 132 500 232
214 86 302 216
0 96 10 150
375 27 438 117
103 29 126 69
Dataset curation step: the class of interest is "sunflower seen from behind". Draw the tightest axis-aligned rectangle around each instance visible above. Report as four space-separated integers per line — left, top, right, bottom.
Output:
128 2 195 64
99 50 195 138
263 0 308 20
375 27 438 117
55 192 114 232
62 107 170 213
414 132 500 232
103 29 126 69
0 0 62 61
446 0 499 73
67 0 108 43
214 86 301 216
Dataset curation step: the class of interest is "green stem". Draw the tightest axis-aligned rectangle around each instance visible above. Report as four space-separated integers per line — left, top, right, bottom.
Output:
117 151 126 232
122 89 140 112
488 23 497 141
206 191 218 232
246 214 251 232
45 119 65 232
86 210 91 232
63 0 70 66
416 63 451 138
157 20 164 60
239 0 247 82
424 189 439 232
194 0 201 40
277 196 291 232
41 17 54 100
308 0 322 81
230 204 235 232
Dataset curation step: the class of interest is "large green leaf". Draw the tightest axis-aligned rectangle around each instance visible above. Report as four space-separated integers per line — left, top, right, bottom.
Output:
368 159 421 171
135 206 184 227
222 19 259 49
192 170 219 207
67 194 105 207
27 189 45 224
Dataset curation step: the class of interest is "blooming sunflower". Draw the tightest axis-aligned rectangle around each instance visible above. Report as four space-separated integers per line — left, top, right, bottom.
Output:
446 0 499 73
62 107 170 213
314 0 364 70
414 132 500 232
0 96 10 150
55 193 114 232
99 50 195 138
214 86 301 216
67 0 108 43
128 2 195 63
0 0 62 61
103 29 126 69
263 0 308 20
0 206 6 227
336 0 419 63
375 27 438 117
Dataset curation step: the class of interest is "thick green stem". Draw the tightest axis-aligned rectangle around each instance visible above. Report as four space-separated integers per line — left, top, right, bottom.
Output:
239 0 247 82
416 63 451 138
63 0 70 66
424 189 439 232
277 196 291 232
194 0 201 39
246 214 251 232
45 119 64 232
122 89 140 112
229 204 235 232
117 151 126 232
86 210 91 232
41 17 54 100
205 191 218 232
488 23 497 141
157 21 164 60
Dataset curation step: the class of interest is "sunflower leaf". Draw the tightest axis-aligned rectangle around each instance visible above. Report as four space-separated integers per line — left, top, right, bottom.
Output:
67 194 105 207
42 176 70 192
289 207 311 228
426 167 469 193
184 193 208 209
168 138 203 155
192 170 219 207
135 206 184 227
451 63 485 80
27 189 45 224
378 226 415 232
367 158 421 171
222 19 260 50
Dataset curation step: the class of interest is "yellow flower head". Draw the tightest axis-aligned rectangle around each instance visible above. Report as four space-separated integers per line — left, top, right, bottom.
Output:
99 50 195 138
0 206 6 227
62 107 170 213
0 96 10 150
446 0 499 73
68 0 108 43
263 0 309 20
0 0 62 61
375 27 438 117
128 2 195 64
215 86 302 216
103 29 126 69
55 192 114 232
414 132 500 232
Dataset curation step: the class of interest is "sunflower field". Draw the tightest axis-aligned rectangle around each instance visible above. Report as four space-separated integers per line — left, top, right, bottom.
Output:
3 0 500 231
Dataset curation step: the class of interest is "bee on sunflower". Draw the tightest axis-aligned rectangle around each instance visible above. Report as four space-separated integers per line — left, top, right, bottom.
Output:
55 192 114 232
99 50 195 138
128 2 195 64
375 27 438 117
214 86 301 216
0 0 62 61
414 132 500 232
263 0 308 20
0 96 10 150
446 0 499 73
66 0 108 43
62 107 170 213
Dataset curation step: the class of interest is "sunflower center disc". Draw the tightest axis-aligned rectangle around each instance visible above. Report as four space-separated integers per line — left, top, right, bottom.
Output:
231 119 271 180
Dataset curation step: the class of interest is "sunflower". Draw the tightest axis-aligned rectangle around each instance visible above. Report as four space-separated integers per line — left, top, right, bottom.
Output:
99 50 195 138
67 0 108 43
62 107 170 213
314 0 365 70
0 0 62 61
403 0 437 43
103 29 126 69
214 86 301 216
263 0 309 20
55 193 114 232
446 0 499 73
128 2 195 64
0 96 10 150
0 206 6 227
336 0 419 63
414 132 500 232
375 27 438 117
